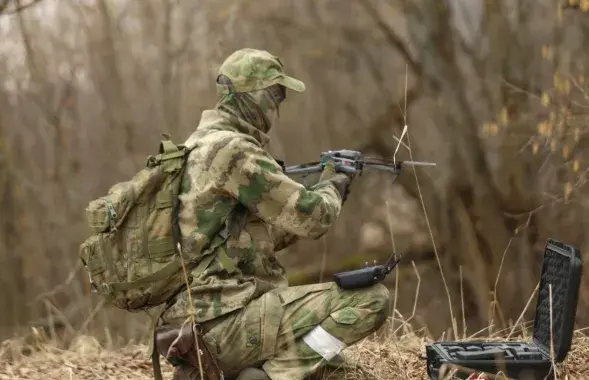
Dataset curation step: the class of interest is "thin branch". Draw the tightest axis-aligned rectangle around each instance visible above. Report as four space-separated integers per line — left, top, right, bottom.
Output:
355 0 422 77
0 0 43 15
0 0 9 14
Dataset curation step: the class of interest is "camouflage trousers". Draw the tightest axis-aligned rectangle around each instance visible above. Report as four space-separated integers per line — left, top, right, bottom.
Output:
174 282 390 380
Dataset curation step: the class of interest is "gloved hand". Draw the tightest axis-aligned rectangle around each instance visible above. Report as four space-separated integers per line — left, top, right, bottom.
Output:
275 159 286 172
319 160 354 203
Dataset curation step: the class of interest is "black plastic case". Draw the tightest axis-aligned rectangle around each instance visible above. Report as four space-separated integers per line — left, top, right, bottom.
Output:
425 238 583 380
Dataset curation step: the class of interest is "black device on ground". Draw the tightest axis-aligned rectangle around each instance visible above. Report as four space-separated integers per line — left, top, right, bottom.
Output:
333 252 402 290
425 238 583 380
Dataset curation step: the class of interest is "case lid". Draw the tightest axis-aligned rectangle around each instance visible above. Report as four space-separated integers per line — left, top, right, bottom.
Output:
532 238 583 362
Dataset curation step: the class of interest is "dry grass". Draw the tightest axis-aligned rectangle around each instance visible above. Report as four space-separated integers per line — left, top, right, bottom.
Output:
1 322 587 380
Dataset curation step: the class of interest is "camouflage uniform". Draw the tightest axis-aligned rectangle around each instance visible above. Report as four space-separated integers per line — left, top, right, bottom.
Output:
157 49 391 380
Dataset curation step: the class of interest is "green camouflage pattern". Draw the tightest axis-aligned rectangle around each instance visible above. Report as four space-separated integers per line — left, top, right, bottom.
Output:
79 137 197 310
216 48 306 95
161 108 344 324
161 282 390 380
154 49 378 380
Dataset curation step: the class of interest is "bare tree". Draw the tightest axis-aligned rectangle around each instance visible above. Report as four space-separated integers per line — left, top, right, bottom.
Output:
0 0 588 343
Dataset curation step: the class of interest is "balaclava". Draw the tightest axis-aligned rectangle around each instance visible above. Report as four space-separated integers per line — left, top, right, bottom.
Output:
213 48 306 134
215 75 285 134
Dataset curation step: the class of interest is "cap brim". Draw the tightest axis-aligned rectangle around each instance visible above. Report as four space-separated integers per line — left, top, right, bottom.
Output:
278 75 306 92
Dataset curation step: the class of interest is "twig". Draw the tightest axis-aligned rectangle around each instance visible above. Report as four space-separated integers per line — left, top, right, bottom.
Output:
391 261 421 337
42 300 77 338
507 282 540 339
385 200 398 336
74 298 106 339
460 266 466 339
493 237 513 296
384 200 410 379
29 261 82 305
0 0 43 15
355 0 422 77
392 134 410 152
406 130 457 339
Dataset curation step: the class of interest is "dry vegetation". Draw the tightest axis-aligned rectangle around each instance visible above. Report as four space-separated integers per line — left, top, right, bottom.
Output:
1 323 589 380
2 0 589 379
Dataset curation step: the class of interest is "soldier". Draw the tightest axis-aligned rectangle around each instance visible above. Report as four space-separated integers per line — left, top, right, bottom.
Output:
153 48 391 380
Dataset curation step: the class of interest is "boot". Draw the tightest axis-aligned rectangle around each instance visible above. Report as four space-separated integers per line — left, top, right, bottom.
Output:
235 368 271 380
155 323 223 380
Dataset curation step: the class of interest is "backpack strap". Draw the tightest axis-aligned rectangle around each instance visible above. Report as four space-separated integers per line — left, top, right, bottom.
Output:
151 332 164 380
100 231 232 296
148 135 240 379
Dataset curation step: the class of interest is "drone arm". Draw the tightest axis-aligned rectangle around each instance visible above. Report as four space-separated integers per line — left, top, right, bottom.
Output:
284 164 323 175
363 162 401 174
285 162 358 174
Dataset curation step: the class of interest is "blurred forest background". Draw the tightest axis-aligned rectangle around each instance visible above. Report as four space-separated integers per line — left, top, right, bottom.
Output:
1 0 589 347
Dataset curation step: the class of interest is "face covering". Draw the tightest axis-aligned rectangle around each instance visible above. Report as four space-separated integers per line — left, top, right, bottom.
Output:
215 75 286 134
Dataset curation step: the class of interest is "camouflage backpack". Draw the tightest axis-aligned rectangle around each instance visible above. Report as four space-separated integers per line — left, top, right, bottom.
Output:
78 134 225 311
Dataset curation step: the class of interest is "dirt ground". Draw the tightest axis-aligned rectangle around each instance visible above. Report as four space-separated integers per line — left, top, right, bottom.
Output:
1 323 588 380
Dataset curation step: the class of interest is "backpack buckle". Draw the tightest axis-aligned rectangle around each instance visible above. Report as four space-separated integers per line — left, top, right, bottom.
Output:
146 155 159 168
105 200 117 231
87 272 98 293
101 283 113 295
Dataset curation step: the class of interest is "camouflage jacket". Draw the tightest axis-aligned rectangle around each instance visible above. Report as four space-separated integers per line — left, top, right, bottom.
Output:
162 109 343 323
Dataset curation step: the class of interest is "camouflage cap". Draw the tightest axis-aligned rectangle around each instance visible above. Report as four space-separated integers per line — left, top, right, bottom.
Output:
216 48 306 95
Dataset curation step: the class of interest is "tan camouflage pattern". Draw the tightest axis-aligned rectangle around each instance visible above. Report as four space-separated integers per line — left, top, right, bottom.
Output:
160 282 390 380
161 109 344 324
157 49 377 380
80 140 192 310
216 48 306 95
216 85 281 135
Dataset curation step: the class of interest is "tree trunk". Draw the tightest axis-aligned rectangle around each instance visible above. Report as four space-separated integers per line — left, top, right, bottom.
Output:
0 126 28 340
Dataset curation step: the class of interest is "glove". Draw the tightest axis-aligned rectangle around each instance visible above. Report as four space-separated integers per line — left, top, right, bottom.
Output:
319 160 353 203
329 174 353 202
